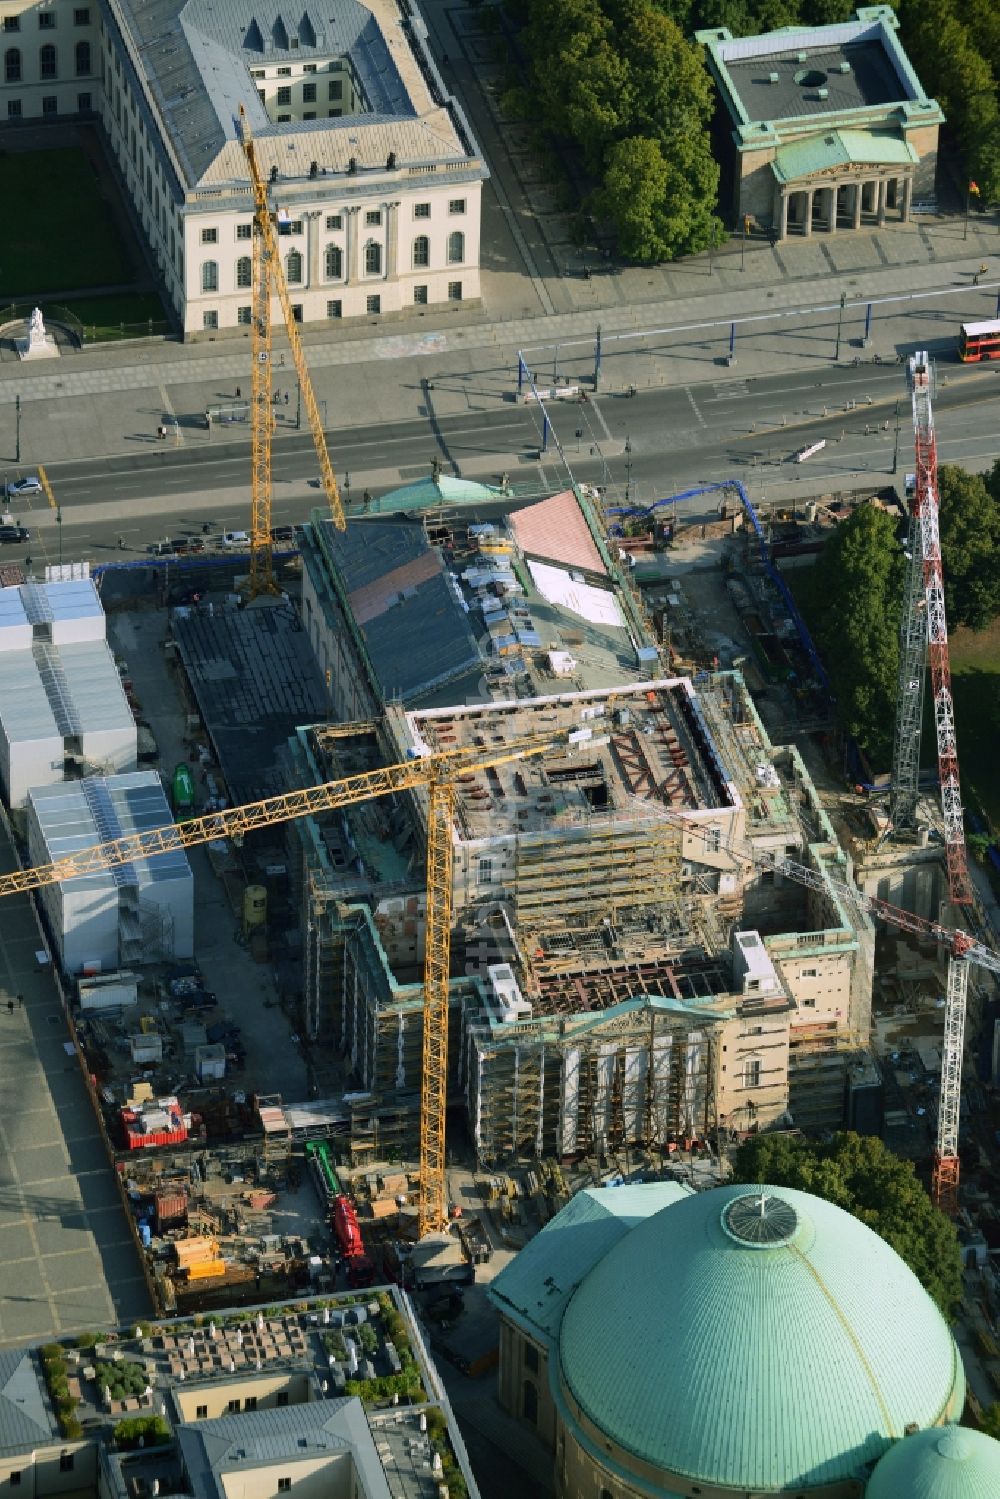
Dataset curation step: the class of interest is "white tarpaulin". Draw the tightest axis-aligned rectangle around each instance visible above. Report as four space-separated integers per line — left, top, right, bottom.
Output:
527 560 626 628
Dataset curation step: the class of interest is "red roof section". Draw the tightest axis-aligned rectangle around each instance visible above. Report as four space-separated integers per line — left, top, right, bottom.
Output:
509 490 606 575
348 549 441 624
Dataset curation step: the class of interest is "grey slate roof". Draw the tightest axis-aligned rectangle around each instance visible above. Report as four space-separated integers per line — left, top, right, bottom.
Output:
726 39 904 123
109 0 470 190
317 517 482 706
0 1351 56 1456
176 1399 392 1499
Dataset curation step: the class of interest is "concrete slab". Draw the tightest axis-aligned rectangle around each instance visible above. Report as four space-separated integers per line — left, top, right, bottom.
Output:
44 1249 106 1291
0 1223 35 1261
34 1213 97 1257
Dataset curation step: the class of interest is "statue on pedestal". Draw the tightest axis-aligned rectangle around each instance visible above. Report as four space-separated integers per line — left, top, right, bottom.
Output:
18 306 59 361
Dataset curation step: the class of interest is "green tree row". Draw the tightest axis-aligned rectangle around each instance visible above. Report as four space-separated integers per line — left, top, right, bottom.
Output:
732 1132 963 1316
795 462 1000 763
503 0 725 261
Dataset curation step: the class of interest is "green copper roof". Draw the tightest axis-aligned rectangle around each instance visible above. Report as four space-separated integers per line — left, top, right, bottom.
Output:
773 128 918 184
359 473 505 515
866 1426 1000 1499
558 1183 965 1491
487 1182 691 1344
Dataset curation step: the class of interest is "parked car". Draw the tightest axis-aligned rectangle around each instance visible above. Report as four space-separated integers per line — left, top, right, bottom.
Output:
0 525 30 544
270 525 295 543
223 530 250 547
5 476 42 497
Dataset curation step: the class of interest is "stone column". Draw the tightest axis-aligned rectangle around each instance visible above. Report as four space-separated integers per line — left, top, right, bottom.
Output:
803 189 814 238
306 210 321 287
902 175 913 222
853 181 863 230
384 200 399 279
827 185 838 232
876 180 887 228
778 191 789 242
345 206 360 286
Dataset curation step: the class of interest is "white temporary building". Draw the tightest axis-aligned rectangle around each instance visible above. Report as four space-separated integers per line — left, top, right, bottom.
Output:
27 772 194 975
0 578 137 805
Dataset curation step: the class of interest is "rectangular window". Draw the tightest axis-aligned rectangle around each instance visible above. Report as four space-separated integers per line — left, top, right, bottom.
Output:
244 1396 258 1411
3 17 20 31
705 827 721 853
200 227 218 244
303 111 315 120
326 214 343 231
327 299 342 319
448 281 463 302
276 1392 289 1407
236 222 252 240
328 79 342 100
276 86 291 106
237 305 251 325
744 1058 762 1089
278 1482 291 1493
413 285 428 305
449 198 466 215
365 210 381 226
203 311 218 330
250 69 264 78
287 219 303 234
413 202 430 219
196 1405 208 1419
277 114 291 123
7 100 22 119
77 92 91 111
258 90 266 106
477 856 492 886
39 11 56 28
42 95 57 115
277 66 291 76
524 1343 539 1372
800 967 818 979
302 82 316 102
328 108 341 118
59 1456 74 1474
227 1399 240 1414
10 1475 21 1488
74 6 90 22
366 294 381 315
303 62 316 73
291 304 303 322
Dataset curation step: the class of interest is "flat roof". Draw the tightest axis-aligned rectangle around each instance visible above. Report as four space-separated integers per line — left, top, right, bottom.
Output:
172 601 328 805
726 39 904 123
28 772 192 893
0 640 134 745
406 678 739 840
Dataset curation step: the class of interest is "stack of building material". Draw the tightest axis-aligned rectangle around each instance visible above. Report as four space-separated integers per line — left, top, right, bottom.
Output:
174 1237 225 1281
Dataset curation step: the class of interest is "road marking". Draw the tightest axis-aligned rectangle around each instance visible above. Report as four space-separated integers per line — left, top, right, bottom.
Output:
685 387 708 426
159 385 183 446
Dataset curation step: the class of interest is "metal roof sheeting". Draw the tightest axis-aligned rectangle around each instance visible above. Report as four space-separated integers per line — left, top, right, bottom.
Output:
867 1426 1000 1499
0 1351 56 1456
28 773 192 893
557 1183 965 1489
772 127 917 183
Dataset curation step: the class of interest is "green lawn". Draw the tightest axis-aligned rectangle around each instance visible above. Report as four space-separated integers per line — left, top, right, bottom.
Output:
949 620 1000 828
69 293 169 339
0 147 134 293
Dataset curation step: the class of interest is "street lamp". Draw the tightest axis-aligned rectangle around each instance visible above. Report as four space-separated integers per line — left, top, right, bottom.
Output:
55 506 62 567
835 292 847 363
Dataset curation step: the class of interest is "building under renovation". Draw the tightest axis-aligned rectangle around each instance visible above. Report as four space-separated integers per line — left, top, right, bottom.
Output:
289 667 874 1164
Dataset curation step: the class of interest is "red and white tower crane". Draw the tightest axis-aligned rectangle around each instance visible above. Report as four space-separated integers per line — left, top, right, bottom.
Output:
888 350 976 1211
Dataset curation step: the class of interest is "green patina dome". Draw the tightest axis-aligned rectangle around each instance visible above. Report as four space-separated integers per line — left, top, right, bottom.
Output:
558 1182 965 1492
866 1425 1000 1498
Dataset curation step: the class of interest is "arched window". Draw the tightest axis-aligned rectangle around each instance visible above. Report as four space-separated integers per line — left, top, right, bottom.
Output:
324 244 342 279
201 260 218 293
364 240 381 275
4 48 20 82
285 249 303 284
236 256 251 289
75 40 90 76
39 43 56 79
522 1379 538 1424
412 235 429 269
447 230 464 264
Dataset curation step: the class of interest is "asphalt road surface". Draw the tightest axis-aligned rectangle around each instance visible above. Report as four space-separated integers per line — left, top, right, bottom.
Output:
4 360 998 567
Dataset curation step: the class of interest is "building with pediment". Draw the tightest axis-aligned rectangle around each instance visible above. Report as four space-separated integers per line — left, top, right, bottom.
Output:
697 6 944 240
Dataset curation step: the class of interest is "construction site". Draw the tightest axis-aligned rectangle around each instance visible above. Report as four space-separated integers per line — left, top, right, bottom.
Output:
2 92 1000 1456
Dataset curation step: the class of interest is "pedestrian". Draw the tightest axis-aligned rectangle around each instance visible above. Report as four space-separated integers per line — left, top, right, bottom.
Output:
6 1000 12 1016
17 994 23 1009
118 535 126 550
284 391 289 406
235 386 241 399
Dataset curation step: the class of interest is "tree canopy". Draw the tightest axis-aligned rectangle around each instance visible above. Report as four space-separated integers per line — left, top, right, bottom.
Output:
938 462 1000 632
731 1131 963 1316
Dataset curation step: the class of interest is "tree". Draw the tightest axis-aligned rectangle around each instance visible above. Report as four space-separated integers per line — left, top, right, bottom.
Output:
797 504 903 763
937 464 1000 632
731 1131 963 1316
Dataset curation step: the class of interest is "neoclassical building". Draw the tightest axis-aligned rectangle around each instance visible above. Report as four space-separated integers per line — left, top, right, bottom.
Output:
0 0 486 336
698 7 944 241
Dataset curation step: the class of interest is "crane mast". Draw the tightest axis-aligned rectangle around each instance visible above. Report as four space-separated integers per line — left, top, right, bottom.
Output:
238 105 346 599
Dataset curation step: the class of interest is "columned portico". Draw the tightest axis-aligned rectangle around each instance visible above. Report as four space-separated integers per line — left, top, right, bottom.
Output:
772 168 916 241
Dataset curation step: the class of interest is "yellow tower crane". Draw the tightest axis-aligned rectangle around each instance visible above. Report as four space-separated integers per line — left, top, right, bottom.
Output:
238 105 346 599
0 733 563 1238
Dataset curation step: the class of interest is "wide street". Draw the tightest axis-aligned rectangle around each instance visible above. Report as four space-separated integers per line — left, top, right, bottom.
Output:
4 349 998 568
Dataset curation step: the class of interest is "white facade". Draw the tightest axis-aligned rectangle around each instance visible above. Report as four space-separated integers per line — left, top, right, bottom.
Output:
0 0 486 337
26 772 194 974
0 578 136 807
